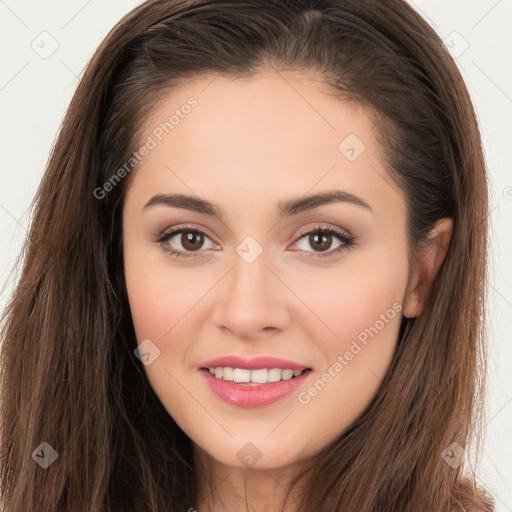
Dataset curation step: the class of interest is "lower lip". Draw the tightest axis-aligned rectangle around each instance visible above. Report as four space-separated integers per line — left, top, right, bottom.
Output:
200 369 311 408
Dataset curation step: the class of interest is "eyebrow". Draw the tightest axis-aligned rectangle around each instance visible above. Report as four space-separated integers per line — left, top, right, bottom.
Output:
143 190 373 220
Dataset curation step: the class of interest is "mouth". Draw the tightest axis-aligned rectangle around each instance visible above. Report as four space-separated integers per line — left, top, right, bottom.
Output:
200 366 312 385
198 357 313 407
198 355 313 406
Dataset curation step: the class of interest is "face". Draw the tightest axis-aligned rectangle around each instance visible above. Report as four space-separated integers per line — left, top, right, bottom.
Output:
122 71 416 470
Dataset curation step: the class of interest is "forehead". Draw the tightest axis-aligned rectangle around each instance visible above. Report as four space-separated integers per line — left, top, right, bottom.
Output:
139 70 375 155
126 71 405 226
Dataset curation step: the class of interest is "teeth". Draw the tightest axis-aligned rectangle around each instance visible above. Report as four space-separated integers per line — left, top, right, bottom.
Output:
222 367 234 380
233 368 251 383
250 369 267 384
267 368 281 382
206 367 307 384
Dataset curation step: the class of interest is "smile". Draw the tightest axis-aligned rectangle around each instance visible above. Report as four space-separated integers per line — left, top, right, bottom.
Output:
204 366 307 384
199 367 312 407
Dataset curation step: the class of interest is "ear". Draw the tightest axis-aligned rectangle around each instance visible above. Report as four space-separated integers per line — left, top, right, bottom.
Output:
403 218 453 318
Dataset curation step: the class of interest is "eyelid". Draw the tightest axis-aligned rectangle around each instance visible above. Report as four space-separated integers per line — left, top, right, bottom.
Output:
291 223 353 244
157 223 219 244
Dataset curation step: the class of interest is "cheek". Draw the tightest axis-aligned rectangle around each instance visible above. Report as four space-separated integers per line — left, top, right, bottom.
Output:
123 234 205 342
126 272 188 340
290 257 407 432
125 267 173 341
292 257 407 351
339 275 401 344
123 250 205 429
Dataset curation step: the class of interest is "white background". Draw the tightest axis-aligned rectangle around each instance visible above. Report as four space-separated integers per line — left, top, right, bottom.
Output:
0 1 510 509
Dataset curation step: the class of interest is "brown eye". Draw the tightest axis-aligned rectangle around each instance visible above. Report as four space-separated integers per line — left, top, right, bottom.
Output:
157 225 218 258
180 230 205 251
308 232 333 252
292 225 355 259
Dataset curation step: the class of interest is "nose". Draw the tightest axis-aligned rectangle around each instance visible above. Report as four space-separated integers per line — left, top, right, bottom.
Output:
210 251 291 341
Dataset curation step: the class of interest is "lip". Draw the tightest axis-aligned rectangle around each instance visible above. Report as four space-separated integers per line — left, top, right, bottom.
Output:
199 355 311 371
199 367 312 408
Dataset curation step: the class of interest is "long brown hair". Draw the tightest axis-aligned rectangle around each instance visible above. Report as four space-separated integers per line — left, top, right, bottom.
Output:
0 0 495 510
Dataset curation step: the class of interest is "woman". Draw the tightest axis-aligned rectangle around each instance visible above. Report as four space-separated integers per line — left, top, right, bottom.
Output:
0 0 496 510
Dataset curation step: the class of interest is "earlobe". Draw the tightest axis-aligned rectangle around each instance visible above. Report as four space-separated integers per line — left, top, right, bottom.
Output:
403 218 453 318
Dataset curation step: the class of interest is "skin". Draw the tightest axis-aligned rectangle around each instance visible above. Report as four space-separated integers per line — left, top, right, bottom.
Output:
122 70 453 512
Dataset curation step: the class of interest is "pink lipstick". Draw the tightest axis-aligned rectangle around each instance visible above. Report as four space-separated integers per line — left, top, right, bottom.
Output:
198 355 312 408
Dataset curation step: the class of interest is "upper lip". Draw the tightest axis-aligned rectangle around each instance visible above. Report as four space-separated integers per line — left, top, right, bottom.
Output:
199 355 311 371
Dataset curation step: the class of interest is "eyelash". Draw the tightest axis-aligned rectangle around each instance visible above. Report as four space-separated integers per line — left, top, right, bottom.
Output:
156 223 356 260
